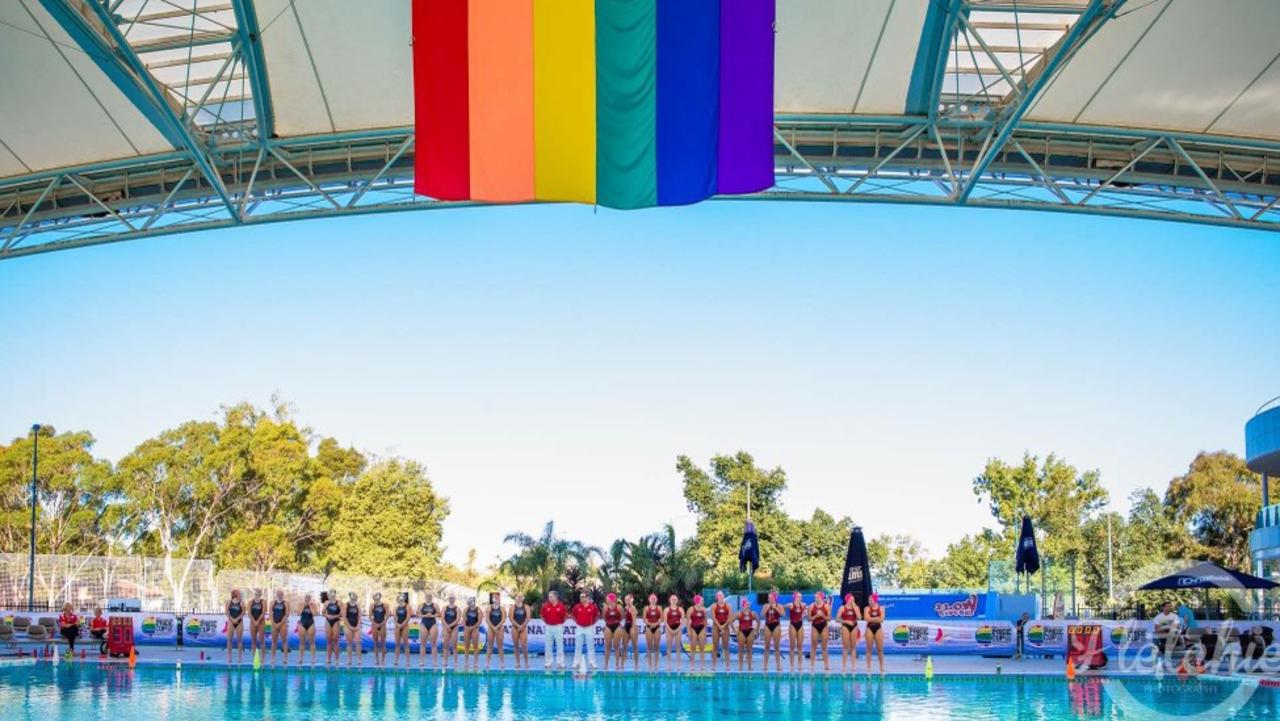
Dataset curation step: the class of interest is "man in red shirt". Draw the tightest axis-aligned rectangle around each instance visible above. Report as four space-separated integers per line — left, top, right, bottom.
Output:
571 591 599 672
540 591 568 670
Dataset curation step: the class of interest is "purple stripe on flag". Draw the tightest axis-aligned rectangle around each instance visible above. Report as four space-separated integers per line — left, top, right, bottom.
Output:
717 0 774 195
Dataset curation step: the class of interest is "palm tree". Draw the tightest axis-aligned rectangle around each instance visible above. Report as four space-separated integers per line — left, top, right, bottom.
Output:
501 521 601 602
623 528 671 592
663 538 710 600
598 539 628 593
610 524 708 601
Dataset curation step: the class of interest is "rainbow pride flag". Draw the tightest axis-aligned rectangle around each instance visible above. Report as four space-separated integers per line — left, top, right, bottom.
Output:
412 0 775 209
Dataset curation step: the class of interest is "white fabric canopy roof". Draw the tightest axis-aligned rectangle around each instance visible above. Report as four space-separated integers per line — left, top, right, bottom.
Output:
1 0 1277 182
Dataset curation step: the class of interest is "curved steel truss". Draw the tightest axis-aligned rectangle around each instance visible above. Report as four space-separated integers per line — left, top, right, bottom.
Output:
2 0 1278 261
2 115 1277 261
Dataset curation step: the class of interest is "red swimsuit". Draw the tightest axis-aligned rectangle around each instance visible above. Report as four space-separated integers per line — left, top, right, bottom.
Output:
713 603 731 626
644 606 662 630
666 607 682 630
689 607 707 632
764 605 781 629
604 605 623 630
789 605 805 628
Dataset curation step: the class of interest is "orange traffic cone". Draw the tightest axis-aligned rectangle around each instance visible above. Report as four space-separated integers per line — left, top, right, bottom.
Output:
128 647 137 669
1065 656 1076 681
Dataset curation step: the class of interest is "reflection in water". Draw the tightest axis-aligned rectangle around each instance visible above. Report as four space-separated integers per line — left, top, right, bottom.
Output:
0 664 1275 721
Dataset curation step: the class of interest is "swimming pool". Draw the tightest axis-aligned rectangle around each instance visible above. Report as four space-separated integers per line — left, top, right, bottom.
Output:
0 665 1273 721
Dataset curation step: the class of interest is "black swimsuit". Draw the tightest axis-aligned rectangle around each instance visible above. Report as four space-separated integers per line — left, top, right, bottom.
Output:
346 604 359 628
464 607 479 628
250 599 264 622
272 601 286 624
489 608 503 626
866 609 883 633
228 601 243 625
513 607 527 625
300 605 314 630
372 603 387 626
421 603 437 629
444 606 459 627
325 601 342 627
396 605 409 625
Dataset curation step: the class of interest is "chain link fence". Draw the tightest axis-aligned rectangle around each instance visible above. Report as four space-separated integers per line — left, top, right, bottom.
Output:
0 553 216 612
0 553 480 613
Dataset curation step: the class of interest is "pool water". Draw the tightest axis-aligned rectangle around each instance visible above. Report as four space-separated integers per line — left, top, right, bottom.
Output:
1 665 1275 721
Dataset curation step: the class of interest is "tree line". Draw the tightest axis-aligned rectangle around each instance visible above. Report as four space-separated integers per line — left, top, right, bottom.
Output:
0 402 1267 611
0 402 448 607
495 449 1267 612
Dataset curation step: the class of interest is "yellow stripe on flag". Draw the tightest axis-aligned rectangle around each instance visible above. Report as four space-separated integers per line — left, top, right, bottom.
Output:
533 0 596 203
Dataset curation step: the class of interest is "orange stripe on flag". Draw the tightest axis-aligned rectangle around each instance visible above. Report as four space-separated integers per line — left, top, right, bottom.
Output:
468 0 534 202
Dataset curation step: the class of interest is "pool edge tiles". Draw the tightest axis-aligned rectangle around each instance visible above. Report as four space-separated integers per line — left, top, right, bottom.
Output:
3 659 1267 686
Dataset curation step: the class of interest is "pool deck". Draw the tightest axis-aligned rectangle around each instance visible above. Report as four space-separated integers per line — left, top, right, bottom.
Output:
4 647 1256 680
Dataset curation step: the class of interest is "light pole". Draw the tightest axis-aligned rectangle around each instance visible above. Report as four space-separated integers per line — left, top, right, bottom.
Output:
1106 514 1114 606
28 423 41 613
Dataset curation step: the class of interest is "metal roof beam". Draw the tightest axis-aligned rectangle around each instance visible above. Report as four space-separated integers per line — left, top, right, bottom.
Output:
231 0 275 145
146 51 233 70
6 117 1280 260
905 0 965 117
132 3 234 24
38 0 238 220
957 0 1127 202
130 29 236 53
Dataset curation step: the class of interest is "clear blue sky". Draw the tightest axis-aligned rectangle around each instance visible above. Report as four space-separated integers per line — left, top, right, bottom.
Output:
1 201 1277 566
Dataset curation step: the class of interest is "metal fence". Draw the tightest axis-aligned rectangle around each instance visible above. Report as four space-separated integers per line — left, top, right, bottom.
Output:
0 553 480 614
213 570 478 612
0 553 217 612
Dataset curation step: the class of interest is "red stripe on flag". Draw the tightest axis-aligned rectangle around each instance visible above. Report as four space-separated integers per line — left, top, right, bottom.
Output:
413 0 470 200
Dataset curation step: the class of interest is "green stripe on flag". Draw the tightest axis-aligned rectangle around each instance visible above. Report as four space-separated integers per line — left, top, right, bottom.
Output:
595 0 657 209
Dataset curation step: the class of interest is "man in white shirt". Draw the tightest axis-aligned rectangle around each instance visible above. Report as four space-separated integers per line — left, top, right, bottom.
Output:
1152 602 1181 665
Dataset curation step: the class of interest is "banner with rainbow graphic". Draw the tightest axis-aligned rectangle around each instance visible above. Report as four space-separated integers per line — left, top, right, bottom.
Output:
413 0 775 208
9 612 1230 657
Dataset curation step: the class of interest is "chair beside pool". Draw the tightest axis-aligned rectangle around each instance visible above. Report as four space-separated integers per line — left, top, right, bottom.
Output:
26 622 48 642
